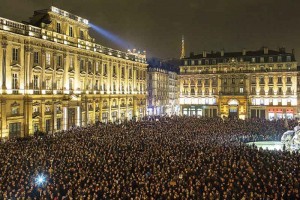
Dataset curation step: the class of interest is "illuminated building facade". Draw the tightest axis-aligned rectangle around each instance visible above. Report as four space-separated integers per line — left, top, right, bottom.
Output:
147 59 180 116
180 48 298 119
0 7 147 138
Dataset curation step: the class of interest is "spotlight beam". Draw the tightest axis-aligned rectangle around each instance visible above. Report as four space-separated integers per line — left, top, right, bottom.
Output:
90 23 132 50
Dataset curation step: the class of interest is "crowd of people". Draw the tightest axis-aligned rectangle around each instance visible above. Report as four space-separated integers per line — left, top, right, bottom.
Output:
0 116 300 199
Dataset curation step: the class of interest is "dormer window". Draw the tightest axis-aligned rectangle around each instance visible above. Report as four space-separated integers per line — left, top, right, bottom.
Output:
80 30 84 40
269 57 273 62
278 56 282 62
57 22 61 33
260 57 264 63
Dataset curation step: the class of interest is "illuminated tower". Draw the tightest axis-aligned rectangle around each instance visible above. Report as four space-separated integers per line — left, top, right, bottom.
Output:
180 35 185 59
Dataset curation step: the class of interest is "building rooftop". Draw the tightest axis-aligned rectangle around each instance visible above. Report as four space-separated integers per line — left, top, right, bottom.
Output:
183 47 295 62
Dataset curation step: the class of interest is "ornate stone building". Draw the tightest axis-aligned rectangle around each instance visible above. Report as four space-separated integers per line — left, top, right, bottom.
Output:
0 7 147 138
179 48 298 119
147 58 180 116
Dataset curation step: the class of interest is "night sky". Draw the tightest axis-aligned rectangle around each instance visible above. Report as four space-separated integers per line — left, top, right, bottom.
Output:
1 0 300 60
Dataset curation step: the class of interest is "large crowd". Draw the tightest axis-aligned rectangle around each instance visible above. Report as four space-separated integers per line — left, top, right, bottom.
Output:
0 116 300 199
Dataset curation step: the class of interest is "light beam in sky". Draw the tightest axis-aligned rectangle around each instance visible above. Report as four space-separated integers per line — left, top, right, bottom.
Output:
90 23 132 50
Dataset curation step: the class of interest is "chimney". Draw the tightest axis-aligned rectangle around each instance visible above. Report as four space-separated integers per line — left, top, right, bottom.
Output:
190 52 194 57
203 50 207 58
263 47 268 54
242 48 246 56
279 47 286 53
221 49 224 56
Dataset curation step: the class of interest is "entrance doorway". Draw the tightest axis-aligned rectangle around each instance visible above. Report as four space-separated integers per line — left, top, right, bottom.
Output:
229 106 238 118
228 99 239 118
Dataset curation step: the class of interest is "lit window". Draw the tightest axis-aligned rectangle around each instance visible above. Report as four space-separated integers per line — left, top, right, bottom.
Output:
12 73 18 90
46 53 51 65
12 48 19 62
278 56 282 62
287 56 291 62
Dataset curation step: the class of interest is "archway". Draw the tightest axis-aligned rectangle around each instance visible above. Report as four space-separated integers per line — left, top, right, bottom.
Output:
228 99 239 118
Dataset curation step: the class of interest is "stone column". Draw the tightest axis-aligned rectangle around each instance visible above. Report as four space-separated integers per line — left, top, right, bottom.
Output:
99 98 103 123
0 99 8 138
1 41 8 92
63 106 68 130
24 98 33 136
40 100 45 132
76 105 81 127
108 98 112 122
63 53 67 91
93 99 96 124
53 103 57 131
41 49 46 91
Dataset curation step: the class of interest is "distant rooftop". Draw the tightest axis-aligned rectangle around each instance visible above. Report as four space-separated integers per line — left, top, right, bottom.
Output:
184 47 295 60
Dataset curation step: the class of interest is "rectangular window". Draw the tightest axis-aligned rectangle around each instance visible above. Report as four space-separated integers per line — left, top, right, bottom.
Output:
46 119 51 132
80 30 84 39
287 56 291 62
70 57 74 69
46 79 51 90
287 77 291 83
57 22 61 33
278 77 282 84
57 118 61 130
269 77 273 84
9 122 21 137
278 56 282 62
12 48 19 62
260 57 264 63
34 52 39 64
239 87 244 93
69 78 73 90
80 60 84 71
69 26 73 37
57 55 62 67
95 80 99 90
12 73 18 90
251 57 256 63
33 75 39 89
95 62 99 72
269 57 273 62
232 78 235 84
251 87 256 94
46 53 51 65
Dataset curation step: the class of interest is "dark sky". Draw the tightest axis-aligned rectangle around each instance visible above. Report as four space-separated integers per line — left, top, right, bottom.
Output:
1 0 300 60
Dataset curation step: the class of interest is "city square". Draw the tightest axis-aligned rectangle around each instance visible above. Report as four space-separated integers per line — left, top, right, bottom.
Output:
1 0 300 199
